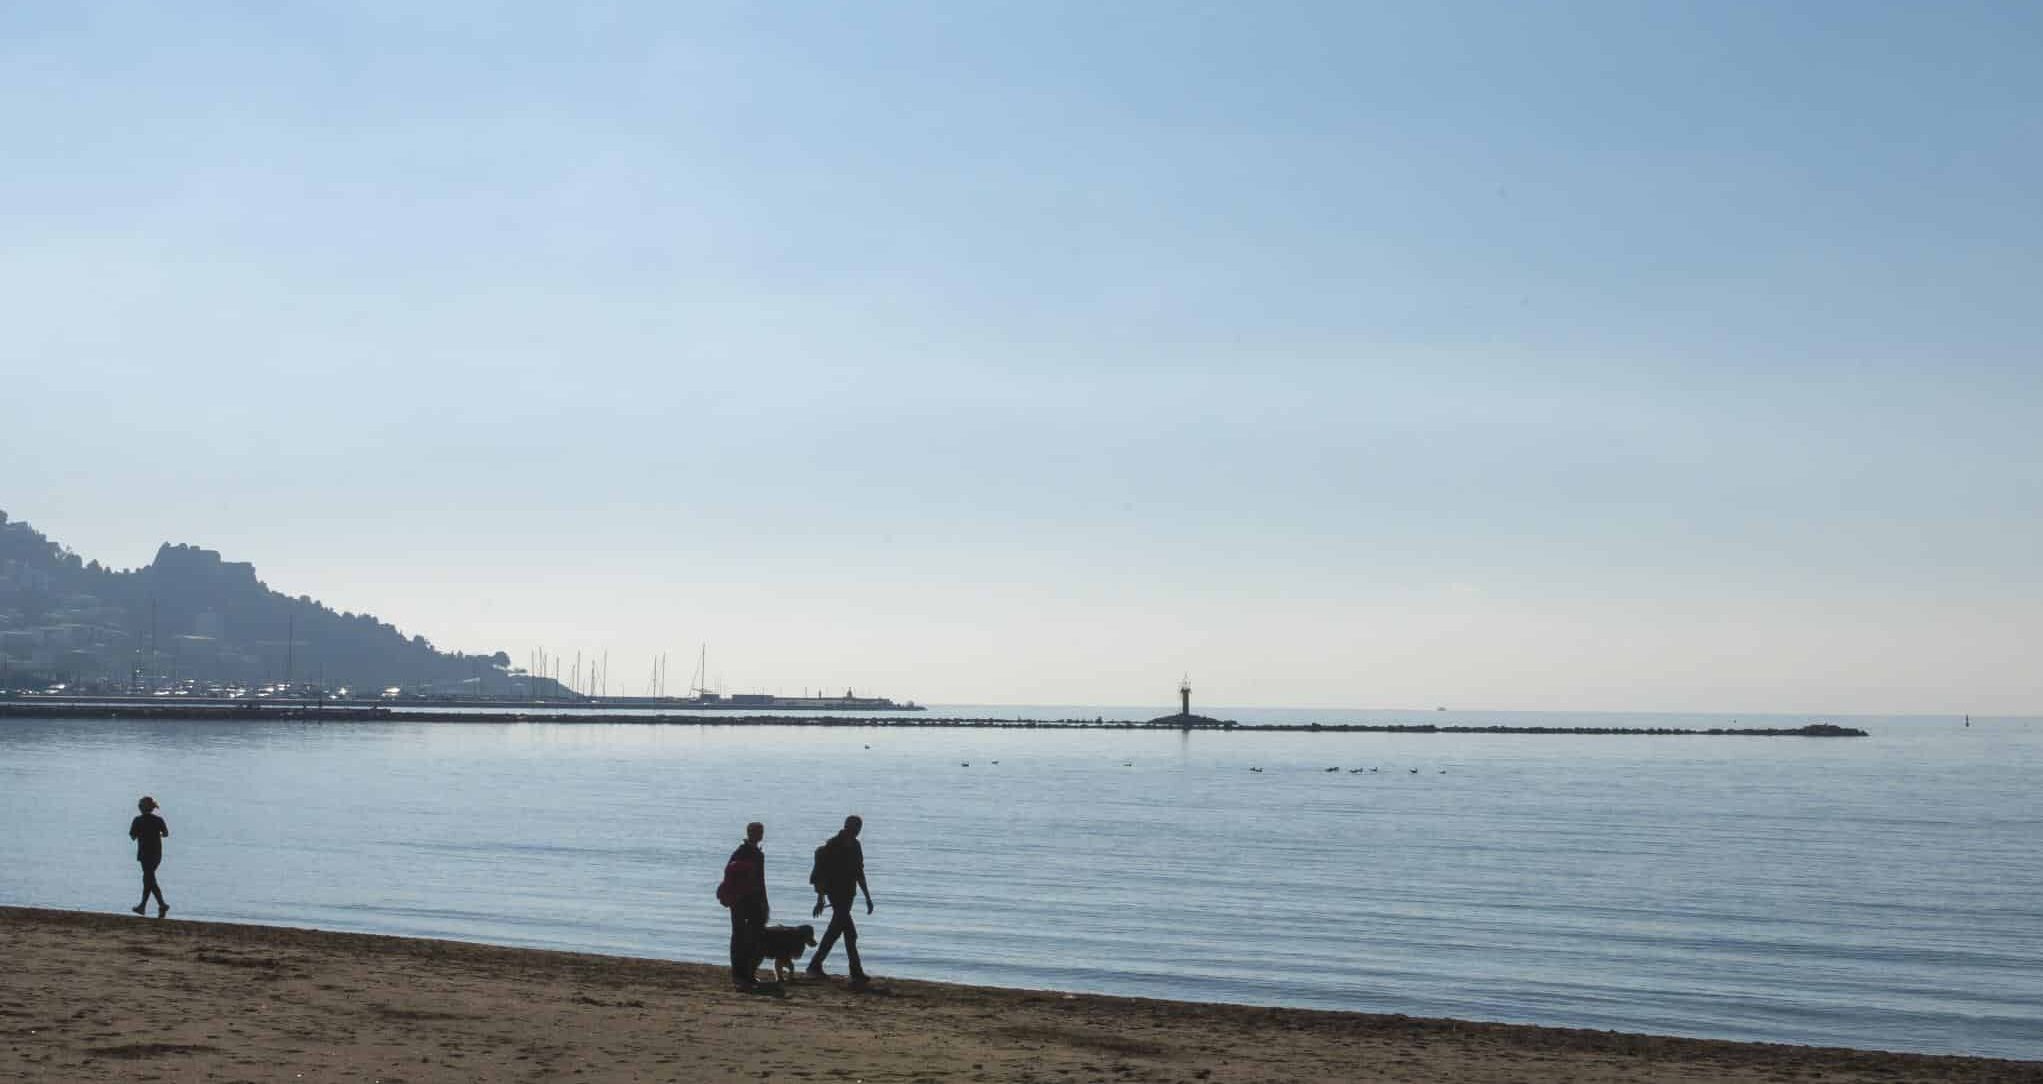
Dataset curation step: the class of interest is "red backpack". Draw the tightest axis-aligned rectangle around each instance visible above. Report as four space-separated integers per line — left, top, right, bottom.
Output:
716 854 759 907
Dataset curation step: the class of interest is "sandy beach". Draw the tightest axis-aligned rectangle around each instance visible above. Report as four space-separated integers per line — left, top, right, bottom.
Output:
3 907 2036 1083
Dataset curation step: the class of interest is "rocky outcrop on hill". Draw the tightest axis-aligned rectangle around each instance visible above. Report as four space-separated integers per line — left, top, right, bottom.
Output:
0 509 514 693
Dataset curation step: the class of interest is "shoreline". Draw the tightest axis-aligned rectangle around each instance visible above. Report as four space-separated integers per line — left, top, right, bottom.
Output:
4 906 2033 1082
0 703 1869 735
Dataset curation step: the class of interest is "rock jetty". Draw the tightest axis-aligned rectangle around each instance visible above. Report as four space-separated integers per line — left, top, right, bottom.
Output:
0 701 1868 736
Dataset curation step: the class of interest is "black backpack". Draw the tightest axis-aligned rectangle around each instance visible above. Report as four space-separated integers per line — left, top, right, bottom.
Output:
808 841 831 891
810 838 850 893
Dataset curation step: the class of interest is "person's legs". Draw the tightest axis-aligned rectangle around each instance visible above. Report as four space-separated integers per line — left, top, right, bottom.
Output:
731 896 768 987
810 915 836 963
134 860 161 914
811 900 848 969
811 894 865 980
739 902 764 988
839 910 865 981
742 907 768 983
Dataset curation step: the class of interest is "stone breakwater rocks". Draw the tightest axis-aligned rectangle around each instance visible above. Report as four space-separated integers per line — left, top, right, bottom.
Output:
0 703 1869 736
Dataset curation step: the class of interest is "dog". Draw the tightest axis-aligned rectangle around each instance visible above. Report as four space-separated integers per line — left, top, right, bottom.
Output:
758 923 818 983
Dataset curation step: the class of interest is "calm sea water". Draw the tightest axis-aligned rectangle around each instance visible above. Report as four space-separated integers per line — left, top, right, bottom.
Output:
2 707 2038 1060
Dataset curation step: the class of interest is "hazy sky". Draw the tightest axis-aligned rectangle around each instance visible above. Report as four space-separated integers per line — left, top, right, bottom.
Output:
5 3 2040 712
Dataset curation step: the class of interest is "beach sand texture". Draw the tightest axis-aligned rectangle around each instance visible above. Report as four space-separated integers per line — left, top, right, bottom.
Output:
4 907 2036 1083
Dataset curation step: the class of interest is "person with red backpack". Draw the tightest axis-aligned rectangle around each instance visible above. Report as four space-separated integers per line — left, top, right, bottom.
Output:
718 821 770 991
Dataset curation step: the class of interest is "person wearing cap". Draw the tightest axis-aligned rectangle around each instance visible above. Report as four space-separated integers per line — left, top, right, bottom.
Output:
128 796 170 918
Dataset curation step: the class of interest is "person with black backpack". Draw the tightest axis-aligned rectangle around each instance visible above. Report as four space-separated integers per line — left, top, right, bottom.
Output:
805 814 872 986
718 821 770 991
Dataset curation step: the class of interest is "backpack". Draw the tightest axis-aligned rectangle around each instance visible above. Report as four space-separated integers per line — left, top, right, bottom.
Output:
808 842 830 891
810 838 853 894
717 854 759 907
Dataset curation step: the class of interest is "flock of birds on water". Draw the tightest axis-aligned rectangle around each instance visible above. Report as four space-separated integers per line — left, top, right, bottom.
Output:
1253 766 1448 774
950 760 1448 774
856 746 1450 775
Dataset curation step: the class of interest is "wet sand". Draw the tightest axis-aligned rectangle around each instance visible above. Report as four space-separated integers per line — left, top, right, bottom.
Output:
3 906 2035 1083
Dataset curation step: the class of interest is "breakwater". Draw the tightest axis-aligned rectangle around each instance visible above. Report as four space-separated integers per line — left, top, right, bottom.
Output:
0 702 1867 735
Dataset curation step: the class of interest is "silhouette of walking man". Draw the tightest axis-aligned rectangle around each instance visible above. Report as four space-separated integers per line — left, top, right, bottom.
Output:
128 796 169 918
806 814 872 986
723 821 770 991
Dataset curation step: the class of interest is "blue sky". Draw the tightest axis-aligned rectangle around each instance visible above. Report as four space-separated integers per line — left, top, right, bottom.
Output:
5 2 2040 711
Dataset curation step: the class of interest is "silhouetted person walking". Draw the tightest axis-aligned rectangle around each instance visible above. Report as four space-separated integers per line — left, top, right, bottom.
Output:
721 821 769 991
128 796 169 918
806 814 872 986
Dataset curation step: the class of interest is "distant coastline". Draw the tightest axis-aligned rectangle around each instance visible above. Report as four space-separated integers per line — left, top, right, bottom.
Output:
0 699 1867 735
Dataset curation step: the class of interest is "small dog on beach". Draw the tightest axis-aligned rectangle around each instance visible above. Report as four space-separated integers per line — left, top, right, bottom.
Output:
758 924 818 983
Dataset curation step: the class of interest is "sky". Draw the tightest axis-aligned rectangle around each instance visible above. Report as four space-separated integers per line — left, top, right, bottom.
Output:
4 2 2040 713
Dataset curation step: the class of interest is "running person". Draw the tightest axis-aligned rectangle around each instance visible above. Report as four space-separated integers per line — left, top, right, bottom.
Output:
128 796 169 918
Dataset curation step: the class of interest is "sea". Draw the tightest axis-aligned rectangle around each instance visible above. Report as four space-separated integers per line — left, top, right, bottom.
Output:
2 706 2038 1061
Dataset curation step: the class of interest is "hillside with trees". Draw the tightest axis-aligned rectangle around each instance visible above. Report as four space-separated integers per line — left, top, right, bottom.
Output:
0 509 532 696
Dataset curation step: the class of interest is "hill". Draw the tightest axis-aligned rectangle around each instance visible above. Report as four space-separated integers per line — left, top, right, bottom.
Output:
0 509 534 696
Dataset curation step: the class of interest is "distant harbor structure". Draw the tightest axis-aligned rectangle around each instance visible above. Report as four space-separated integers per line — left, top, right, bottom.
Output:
1150 676 1232 728
583 689 922 712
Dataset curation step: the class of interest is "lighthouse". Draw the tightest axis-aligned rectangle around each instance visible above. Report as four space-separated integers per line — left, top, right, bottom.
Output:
1149 676 1228 728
